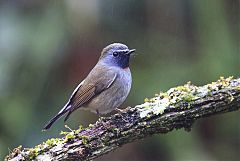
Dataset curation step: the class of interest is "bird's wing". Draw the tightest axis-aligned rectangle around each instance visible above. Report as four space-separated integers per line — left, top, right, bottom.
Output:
43 68 117 130
70 72 117 107
64 72 117 121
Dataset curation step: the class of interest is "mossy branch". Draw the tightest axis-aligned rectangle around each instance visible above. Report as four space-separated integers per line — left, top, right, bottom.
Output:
6 77 240 161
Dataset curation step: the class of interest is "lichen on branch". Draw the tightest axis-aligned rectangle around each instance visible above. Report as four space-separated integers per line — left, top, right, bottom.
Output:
6 77 240 161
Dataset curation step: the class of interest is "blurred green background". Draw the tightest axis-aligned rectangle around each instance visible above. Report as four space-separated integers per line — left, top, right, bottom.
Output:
0 0 239 161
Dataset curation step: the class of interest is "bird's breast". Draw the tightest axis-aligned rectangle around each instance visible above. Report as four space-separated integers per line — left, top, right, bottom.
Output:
87 67 132 114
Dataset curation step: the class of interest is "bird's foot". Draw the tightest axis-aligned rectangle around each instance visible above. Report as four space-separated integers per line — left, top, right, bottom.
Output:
115 108 125 113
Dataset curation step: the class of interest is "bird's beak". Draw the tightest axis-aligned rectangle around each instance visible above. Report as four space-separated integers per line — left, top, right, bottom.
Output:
126 49 136 55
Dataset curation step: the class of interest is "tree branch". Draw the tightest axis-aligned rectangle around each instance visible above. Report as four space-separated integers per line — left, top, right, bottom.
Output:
6 77 240 161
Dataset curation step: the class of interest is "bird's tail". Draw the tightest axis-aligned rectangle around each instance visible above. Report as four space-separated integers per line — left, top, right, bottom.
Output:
42 104 71 131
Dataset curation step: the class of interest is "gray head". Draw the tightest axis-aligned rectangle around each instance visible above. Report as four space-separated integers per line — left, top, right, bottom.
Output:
99 43 135 69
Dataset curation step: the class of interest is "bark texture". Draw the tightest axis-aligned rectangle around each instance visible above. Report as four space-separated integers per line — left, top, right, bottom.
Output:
6 77 240 161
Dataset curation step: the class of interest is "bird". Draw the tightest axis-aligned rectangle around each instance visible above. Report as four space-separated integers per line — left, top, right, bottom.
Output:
43 43 135 130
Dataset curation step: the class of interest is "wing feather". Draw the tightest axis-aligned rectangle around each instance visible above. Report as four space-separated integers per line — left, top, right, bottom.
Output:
43 65 118 130
63 73 117 121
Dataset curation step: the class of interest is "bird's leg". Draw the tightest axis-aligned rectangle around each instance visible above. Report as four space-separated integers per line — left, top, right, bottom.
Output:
96 110 101 117
115 108 125 113
115 108 129 123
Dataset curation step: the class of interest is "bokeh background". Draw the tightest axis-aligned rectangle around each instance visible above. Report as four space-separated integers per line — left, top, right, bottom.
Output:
0 0 239 161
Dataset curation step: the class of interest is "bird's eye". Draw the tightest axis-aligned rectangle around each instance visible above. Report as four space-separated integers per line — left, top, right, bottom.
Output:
113 52 119 57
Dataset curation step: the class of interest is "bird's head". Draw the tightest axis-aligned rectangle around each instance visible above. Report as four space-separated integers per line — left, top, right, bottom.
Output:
99 43 135 69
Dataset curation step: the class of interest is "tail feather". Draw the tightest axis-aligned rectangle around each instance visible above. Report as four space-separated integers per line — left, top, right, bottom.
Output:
42 105 71 131
64 110 73 122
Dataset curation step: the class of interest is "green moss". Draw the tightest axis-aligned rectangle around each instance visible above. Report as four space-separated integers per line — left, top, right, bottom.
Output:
208 76 234 91
138 76 238 118
28 148 39 159
144 98 149 102
235 86 240 91
81 136 89 144
111 127 119 132
60 125 86 142
182 93 198 102
175 85 190 92
78 135 90 145
121 131 128 136
144 97 155 103
64 132 75 142
74 125 84 133
60 131 69 135
45 138 61 146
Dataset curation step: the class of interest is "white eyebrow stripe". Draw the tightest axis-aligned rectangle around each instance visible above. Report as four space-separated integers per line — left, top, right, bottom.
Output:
117 49 129 53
